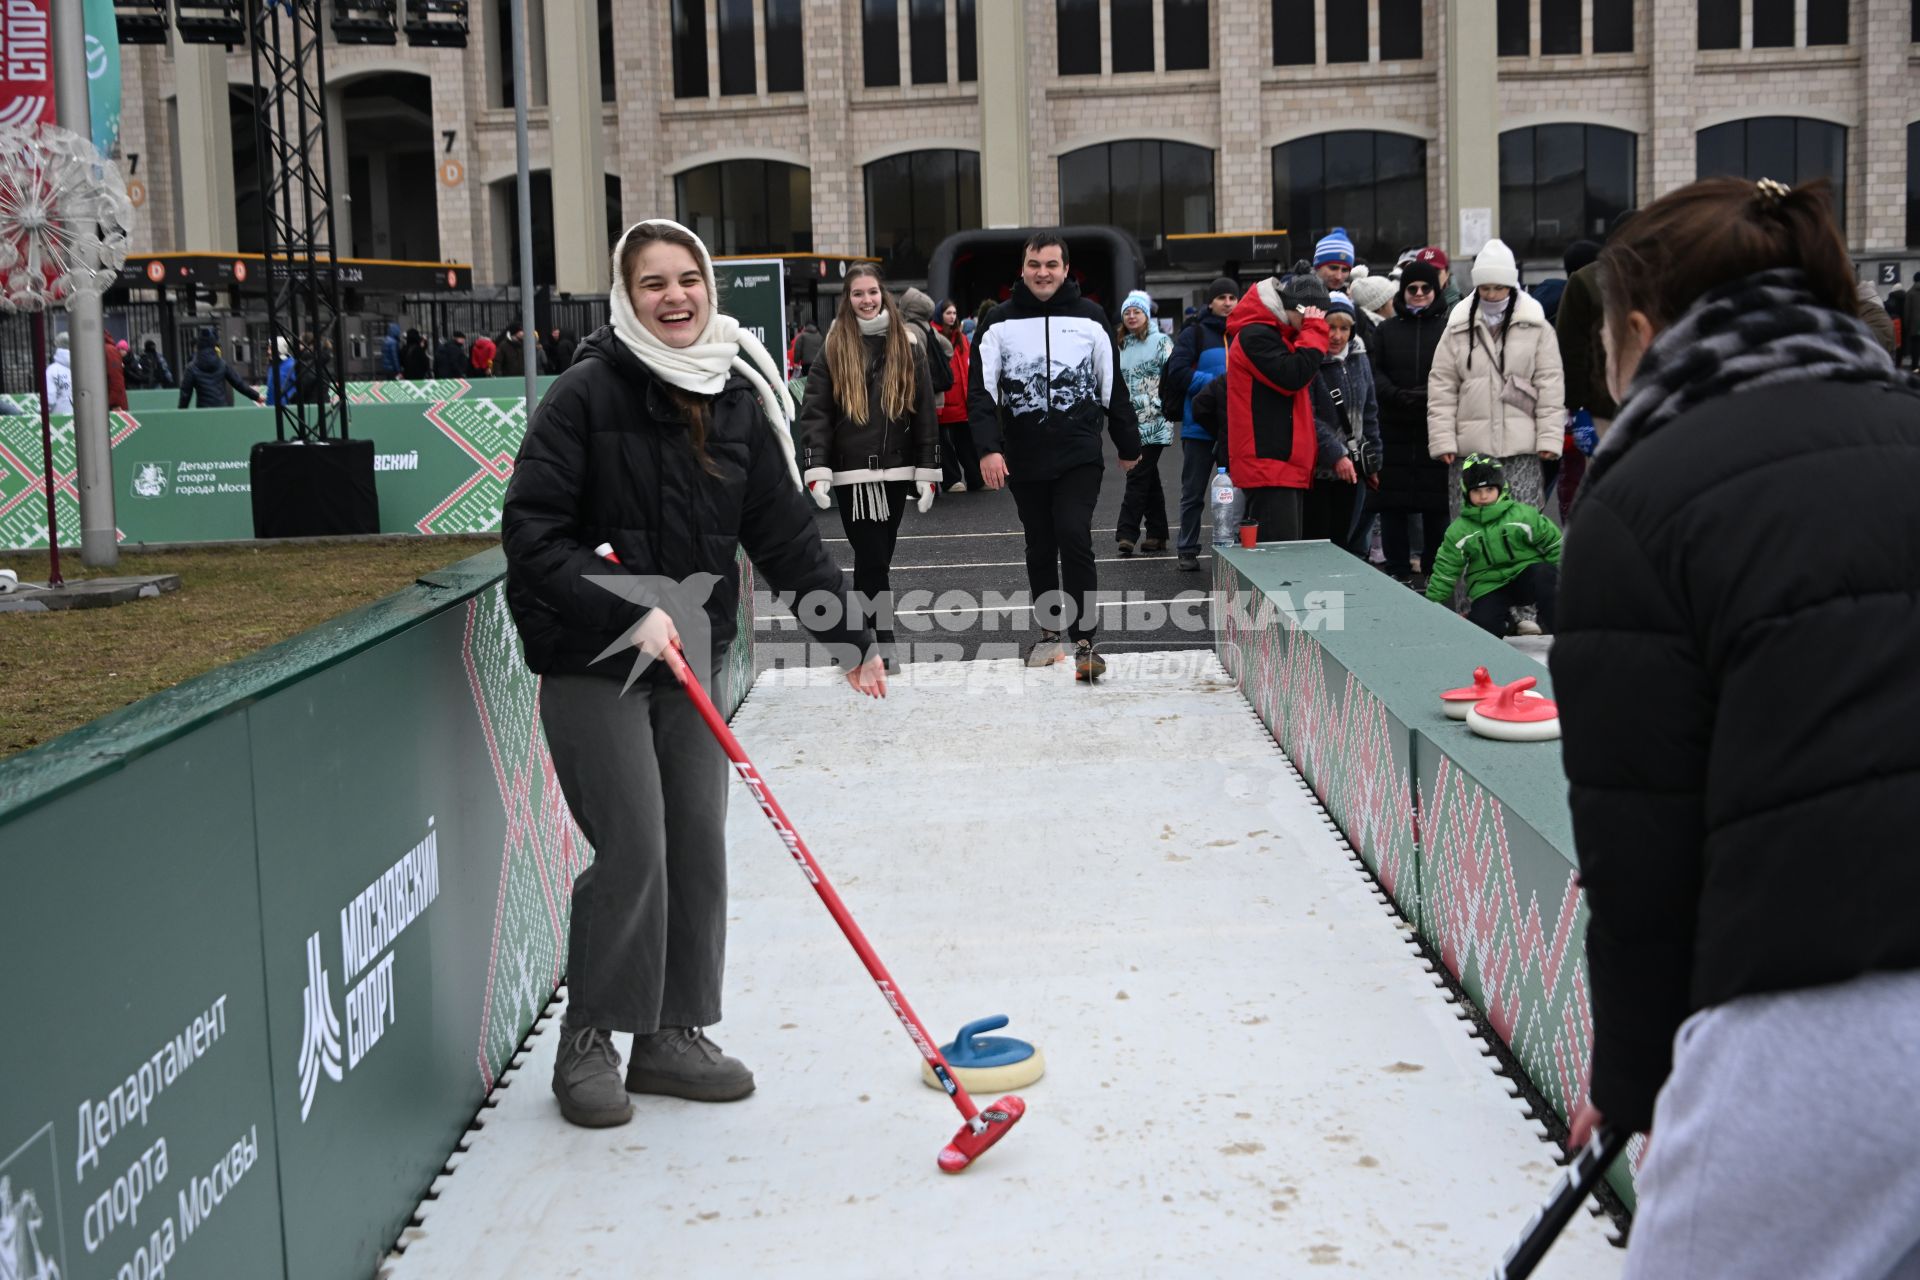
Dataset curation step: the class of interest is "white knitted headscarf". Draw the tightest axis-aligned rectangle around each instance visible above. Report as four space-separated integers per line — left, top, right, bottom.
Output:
608 219 801 489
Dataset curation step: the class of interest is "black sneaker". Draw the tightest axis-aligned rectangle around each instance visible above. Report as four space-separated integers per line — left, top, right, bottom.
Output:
625 1027 755 1102
553 1025 634 1127
1074 639 1106 682
1116 539 1135 557
1023 630 1066 666
1176 554 1200 572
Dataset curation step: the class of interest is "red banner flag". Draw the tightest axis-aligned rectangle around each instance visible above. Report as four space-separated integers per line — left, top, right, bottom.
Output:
0 0 55 130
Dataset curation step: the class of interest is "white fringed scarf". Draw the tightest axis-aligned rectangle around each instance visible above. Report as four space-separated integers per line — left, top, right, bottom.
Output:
608 219 801 489
847 481 892 522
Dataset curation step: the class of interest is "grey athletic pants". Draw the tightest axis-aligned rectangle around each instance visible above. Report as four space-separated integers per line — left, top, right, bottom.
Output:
1624 969 1920 1279
540 673 731 1035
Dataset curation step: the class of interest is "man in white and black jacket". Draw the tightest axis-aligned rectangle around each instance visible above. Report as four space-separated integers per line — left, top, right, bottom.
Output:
968 232 1142 681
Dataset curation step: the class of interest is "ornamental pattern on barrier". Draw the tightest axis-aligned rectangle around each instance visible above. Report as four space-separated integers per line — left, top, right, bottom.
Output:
0 410 74 551
417 398 526 536
1217 564 1417 919
463 584 591 1090
1422 753 1592 1119
0 411 141 550
359 378 475 405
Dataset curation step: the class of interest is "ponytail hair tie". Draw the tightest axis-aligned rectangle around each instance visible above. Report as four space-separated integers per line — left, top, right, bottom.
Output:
1755 177 1791 209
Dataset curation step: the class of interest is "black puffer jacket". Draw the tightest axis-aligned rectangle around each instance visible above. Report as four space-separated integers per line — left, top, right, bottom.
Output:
796 329 940 485
433 338 466 378
177 346 260 408
1550 376 1920 1131
503 325 870 680
1367 282 1448 510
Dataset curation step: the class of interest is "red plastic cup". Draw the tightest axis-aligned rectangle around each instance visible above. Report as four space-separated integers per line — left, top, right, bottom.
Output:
1238 522 1259 548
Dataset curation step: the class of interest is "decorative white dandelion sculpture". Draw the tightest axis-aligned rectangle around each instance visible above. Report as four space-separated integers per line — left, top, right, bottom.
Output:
0 122 132 311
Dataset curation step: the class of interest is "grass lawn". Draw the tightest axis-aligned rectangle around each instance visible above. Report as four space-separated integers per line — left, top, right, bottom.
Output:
0 537 500 759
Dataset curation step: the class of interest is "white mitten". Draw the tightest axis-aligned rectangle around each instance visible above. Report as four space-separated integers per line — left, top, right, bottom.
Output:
915 481 935 514
809 480 832 510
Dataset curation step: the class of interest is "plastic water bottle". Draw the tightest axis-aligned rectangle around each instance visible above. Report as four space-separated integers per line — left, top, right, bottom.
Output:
1209 467 1238 547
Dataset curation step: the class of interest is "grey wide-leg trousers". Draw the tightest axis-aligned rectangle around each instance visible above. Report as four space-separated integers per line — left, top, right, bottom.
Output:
540 673 731 1035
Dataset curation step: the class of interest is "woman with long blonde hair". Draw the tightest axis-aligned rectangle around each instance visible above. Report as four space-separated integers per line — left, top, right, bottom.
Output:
797 264 939 664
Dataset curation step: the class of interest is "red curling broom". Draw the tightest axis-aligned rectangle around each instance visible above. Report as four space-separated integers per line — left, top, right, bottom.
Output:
660 639 1026 1173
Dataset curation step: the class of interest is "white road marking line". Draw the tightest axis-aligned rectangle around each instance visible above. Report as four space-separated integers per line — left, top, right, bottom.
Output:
820 531 1027 542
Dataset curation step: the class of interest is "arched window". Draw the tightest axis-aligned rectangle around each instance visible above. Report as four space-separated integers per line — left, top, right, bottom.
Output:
674 160 813 255
1499 124 1636 259
336 73 441 262
1058 140 1215 269
1271 131 1426 266
1696 117 1846 227
865 150 982 279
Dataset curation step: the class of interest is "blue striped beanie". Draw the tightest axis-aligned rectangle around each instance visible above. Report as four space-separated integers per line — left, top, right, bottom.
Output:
1314 227 1355 267
1121 289 1153 318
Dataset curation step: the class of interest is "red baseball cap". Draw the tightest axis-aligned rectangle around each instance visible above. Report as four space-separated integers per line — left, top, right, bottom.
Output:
1416 246 1450 271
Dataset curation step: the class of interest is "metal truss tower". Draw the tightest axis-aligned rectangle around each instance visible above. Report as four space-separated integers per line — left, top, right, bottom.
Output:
246 0 350 442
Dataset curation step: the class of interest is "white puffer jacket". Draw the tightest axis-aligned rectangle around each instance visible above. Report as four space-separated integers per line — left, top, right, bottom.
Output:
1426 289 1565 460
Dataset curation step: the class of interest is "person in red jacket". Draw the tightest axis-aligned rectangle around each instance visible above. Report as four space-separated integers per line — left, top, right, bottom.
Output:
470 334 497 377
934 299 979 490
103 338 128 411
1224 262 1337 541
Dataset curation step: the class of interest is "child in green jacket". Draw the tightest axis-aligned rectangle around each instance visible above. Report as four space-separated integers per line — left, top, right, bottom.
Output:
1426 453 1561 635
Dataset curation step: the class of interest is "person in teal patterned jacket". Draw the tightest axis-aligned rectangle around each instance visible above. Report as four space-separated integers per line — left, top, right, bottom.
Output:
1116 290 1174 555
1425 454 1561 635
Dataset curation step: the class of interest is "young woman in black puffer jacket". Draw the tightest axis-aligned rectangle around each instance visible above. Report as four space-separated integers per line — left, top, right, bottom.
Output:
797 265 939 662
1366 259 1450 583
503 219 884 1132
1553 178 1920 1277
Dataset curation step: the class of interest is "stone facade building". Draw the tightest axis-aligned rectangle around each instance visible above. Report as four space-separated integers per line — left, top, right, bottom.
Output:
120 0 1917 306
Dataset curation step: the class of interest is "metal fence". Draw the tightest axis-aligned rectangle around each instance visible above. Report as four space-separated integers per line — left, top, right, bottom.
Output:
396 292 610 343
0 291 616 394
0 302 173 397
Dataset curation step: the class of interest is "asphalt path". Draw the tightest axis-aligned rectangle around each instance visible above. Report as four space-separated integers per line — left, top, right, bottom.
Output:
754 440 1225 668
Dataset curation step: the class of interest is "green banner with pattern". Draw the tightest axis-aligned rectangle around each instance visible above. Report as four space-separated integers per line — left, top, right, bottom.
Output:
1 400 554 549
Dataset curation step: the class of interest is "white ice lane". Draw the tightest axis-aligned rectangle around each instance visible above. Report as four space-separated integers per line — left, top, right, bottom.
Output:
387 654 1622 1280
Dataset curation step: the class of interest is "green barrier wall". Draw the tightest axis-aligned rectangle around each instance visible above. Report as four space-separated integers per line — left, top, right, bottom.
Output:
1212 542 1636 1207
0 547 757 1278
2 399 546 549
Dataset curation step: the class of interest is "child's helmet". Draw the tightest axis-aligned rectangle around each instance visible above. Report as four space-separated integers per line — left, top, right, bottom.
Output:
1460 453 1505 494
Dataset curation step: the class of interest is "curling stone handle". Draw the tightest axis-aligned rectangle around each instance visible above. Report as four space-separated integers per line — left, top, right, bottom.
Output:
954 1016 1010 1055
